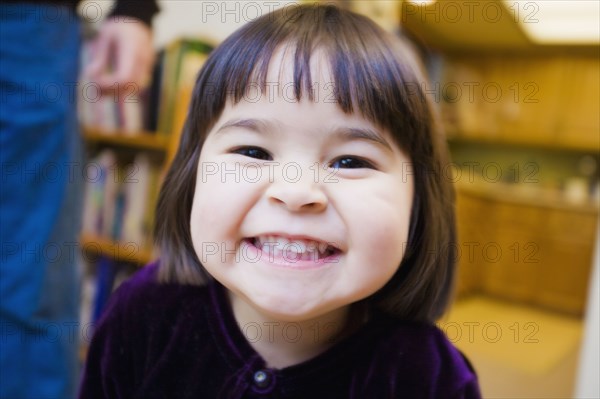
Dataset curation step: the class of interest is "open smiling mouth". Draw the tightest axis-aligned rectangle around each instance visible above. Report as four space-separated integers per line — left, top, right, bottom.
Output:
244 235 342 263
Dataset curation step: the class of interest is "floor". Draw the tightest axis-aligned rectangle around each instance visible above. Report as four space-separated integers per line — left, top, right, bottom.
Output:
444 296 583 398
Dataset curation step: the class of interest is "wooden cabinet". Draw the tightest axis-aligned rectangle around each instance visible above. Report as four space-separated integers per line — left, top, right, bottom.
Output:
479 205 545 304
455 187 597 316
442 55 599 151
556 57 600 150
454 193 486 296
535 209 598 313
495 58 563 146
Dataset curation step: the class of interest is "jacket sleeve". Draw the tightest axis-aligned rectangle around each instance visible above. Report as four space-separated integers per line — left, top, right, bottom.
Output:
110 0 160 27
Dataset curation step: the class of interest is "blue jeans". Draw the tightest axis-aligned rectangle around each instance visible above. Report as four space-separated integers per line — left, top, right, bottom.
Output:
1 4 83 398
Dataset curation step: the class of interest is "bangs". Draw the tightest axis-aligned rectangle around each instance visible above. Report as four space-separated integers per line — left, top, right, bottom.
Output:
195 4 431 151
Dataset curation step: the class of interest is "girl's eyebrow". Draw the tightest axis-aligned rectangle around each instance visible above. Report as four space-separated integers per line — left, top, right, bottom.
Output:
215 118 274 136
215 118 393 152
336 127 393 152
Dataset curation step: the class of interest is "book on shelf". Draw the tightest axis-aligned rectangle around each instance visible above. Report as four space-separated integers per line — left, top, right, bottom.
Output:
101 152 119 238
81 149 115 236
121 154 152 247
157 38 213 137
79 266 95 330
145 48 165 133
91 256 117 323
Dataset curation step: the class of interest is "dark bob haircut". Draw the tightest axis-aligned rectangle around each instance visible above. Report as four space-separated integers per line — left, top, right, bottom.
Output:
154 4 457 323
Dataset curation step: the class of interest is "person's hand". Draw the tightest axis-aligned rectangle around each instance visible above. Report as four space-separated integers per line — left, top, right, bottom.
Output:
85 17 154 91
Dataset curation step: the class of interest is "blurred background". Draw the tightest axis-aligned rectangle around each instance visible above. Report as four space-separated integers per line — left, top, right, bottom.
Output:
76 1 599 398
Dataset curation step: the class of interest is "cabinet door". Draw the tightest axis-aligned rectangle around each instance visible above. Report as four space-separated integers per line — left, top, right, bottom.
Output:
455 193 487 296
443 55 600 148
556 56 600 151
494 57 562 146
477 202 546 303
440 59 487 140
535 238 594 315
535 210 598 315
456 189 597 315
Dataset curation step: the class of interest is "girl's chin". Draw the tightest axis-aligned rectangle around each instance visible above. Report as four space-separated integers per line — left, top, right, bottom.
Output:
244 294 349 323
249 299 322 321
226 283 348 323
232 286 343 328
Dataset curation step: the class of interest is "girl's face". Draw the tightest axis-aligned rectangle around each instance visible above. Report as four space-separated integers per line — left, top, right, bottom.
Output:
190 50 414 322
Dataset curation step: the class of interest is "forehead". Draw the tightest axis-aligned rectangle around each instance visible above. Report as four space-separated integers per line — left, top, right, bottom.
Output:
221 45 377 131
265 44 333 90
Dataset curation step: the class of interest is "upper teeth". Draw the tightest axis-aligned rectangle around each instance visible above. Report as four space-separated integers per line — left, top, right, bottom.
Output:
254 235 332 257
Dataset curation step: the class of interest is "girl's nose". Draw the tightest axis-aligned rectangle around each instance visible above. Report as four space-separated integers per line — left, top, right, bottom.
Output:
265 174 328 213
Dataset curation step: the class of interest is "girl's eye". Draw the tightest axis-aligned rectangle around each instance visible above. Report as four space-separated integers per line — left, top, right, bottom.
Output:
231 146 271 161
330 156 374 169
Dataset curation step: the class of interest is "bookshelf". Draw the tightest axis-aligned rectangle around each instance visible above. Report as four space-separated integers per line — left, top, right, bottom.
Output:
80 232 155 265
77 39 214 358
83 127 170 151
78 37 213 263
79 127 167 268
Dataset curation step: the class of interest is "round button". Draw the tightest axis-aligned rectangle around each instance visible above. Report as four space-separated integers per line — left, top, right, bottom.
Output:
253 370 270 388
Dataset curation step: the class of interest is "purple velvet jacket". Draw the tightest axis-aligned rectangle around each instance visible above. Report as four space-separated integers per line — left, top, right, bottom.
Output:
79 262 481 398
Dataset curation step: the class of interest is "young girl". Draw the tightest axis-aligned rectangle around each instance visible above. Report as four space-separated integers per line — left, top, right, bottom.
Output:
80 4 481 398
